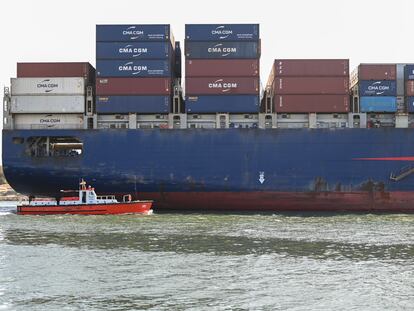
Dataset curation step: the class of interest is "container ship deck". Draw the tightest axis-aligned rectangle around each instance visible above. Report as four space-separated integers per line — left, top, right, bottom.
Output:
3 23 414 213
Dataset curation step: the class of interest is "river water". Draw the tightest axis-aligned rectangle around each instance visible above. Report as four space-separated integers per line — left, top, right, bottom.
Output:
0 202 413 310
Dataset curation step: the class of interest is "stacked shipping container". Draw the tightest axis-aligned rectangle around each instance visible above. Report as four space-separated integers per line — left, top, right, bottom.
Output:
351 64 397 112
184 24 260 113
10 63 95 129
405 65 414 112
267 59 350 113
95 25 175 114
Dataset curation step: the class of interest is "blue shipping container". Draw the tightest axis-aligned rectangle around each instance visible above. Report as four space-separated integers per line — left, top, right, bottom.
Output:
185 95 259 113
175 41 182 79
96 24 171 42
96 96 170 113
359 80 397 96
185 24 259 41
404 64 414 80
96 42 172 59
407 97 414 112
359 96 397 112
96 60 171 77
185 41 259 59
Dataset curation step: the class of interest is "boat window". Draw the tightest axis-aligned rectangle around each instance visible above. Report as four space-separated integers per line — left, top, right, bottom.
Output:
26 136 83 158
12 137 24 144
82 192 86 203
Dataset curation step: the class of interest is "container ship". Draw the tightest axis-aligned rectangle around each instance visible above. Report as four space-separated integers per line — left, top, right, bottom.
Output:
3 23 414 213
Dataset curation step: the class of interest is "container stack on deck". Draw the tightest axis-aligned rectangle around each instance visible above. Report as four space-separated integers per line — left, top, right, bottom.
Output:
95 25 175 115
405 65 414 113
267 59 350 113
184 24 261 113
10 63 95 129
351 64 397 113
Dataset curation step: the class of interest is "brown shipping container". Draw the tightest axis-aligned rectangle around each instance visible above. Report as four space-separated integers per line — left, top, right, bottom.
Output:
274 95 349 113
96 78 171 95
274 59 349 77
186 77 259 95
17 62 95 83
358 64 396 80
406 81 414 96
185 59 259 77
273 77 349 95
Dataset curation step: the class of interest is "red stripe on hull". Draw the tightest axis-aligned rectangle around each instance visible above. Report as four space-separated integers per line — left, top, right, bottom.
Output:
354 157 414 161
17 201 153 215
136 192 414 213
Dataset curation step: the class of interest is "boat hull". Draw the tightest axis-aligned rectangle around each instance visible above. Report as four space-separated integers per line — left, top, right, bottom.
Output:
17 201 153 215
4 128 414 213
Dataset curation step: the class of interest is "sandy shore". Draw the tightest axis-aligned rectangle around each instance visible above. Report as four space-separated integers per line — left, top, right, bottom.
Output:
0 184 28 201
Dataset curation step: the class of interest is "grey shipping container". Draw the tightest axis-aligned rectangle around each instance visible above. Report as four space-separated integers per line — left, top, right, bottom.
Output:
397 64 405 96
13 114 84 130
10 96 85 114
11 78 85 96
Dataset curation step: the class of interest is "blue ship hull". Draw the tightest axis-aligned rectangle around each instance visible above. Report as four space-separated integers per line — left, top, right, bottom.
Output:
3 128 414 212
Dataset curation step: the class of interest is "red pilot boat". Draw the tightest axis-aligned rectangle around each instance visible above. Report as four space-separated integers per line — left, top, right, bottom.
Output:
17 179 153 215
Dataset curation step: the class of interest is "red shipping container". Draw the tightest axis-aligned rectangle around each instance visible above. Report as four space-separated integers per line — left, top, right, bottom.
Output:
274 59 349 77
96 77 171 95
186 77 259 95
273 77 349 95
185 59 259 77
17 62 95 83
406 81 414 96
274 95 349 113
358 64 396 80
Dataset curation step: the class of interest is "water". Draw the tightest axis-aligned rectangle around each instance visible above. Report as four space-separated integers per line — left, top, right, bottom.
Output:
0 202 413 310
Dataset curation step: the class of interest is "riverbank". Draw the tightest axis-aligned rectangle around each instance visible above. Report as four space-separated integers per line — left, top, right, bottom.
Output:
0 166 27 201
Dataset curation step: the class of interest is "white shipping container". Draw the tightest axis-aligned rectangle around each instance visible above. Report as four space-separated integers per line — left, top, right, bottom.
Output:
11 96 85 114
13 114 84 129
11 77 86 95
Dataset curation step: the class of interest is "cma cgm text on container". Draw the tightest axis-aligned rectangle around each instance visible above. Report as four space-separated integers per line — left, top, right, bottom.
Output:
186 77 259 95
96 42 172 59
185 41 260 59
358 80 397 96
96 60 171 77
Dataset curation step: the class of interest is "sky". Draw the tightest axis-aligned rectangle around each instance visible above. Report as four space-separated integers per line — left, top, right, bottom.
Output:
1 0 414 158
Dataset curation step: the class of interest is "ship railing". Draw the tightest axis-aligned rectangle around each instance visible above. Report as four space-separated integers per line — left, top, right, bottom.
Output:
390 165 414 181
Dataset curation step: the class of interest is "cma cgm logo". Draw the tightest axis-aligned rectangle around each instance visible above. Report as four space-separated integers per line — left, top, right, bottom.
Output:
118 62 148 75
367 81 390 95
208 79 237 92
37 79 58 93
208 43 237 57
119 45 148 57
212 25 233 39
123 26 144 39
